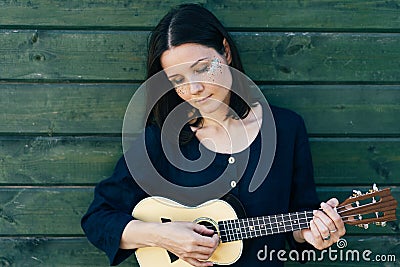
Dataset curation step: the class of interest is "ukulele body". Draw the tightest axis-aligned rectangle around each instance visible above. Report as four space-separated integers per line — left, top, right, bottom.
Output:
132 197 243 266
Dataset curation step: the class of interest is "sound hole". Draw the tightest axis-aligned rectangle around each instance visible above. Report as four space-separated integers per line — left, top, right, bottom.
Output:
195 218 218 237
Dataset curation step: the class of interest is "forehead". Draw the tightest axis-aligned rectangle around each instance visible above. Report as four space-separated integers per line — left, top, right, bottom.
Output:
160 43 218 71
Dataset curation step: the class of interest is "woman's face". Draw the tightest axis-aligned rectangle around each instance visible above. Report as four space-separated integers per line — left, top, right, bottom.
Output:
160 43 233 116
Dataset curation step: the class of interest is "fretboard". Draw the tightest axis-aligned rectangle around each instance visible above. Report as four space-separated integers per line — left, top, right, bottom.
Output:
218 211 313 243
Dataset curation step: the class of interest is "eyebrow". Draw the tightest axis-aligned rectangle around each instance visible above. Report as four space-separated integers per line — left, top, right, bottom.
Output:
190 57 208 68
167 57 209 79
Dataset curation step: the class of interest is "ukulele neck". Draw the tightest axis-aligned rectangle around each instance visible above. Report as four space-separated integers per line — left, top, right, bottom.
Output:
218 211 314 243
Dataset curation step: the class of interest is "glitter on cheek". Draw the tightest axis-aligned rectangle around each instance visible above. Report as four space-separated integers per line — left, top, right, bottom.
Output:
207 57 223 82
176 87 187 95
175 83 192 95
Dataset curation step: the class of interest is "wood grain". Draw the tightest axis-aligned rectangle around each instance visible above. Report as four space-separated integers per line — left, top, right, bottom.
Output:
0 0 399 30
0 137 399 185
1 31 400 82
0 237 138 266
0 83 399 135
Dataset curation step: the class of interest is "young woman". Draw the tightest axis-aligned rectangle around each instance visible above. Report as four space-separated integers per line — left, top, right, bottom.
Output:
82 4 345 266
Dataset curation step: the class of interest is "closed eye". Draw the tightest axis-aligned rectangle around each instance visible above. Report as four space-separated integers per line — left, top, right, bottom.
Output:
170 77 184 85
194 64 210 74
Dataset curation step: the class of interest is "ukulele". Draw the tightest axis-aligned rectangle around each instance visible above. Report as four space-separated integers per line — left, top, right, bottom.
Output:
132 185 397 267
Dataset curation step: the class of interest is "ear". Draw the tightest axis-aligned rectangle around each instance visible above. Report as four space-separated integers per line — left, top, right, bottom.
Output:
222 38 232 65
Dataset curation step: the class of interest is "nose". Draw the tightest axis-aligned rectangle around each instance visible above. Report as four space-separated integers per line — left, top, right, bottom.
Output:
189 81 204 95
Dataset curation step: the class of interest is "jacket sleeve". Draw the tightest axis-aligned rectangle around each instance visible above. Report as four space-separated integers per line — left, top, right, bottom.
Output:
81 156 148 265
81 126 161 265
285 114 320 260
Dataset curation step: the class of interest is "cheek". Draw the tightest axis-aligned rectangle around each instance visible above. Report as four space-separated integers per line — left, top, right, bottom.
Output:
175 85 191 101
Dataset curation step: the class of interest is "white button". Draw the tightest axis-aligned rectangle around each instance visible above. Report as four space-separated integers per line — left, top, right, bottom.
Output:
231 181 237 188
228 156 235 164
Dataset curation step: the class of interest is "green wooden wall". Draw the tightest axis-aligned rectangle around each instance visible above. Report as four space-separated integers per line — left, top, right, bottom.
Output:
1 1 399 266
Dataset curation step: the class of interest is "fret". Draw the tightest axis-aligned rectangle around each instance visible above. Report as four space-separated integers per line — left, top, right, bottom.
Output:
306 211 312 228
219 220 229 243
261 216 267 236
241 219 247 239
289 213 294 232
302 211 310 229
230 220 236 241
224 220 230 241
278 214 285 233
254 217 259 237
250 218 255 238
282 214 292 232
267 215 272 235
275 214 282 233
270 215 276 234
281 214 288 232
235 220 242 240
238 220 244 240
256 217 262 237
251 218 257 237
294 212 301 231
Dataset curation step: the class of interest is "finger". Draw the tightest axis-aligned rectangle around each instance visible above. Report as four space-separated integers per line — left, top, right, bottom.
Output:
312 216 331 242
309 220 323 250
192 235 219 259
195 233 220 249
313 209 336 232
189 245 216 256
184 257 213 267
193 223 215 236
320 201 346 236
325 198 339 208
186 251 214 261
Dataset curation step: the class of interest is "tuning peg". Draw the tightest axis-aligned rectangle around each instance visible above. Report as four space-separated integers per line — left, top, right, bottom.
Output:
352 190 362 197
356 224 369 229
375 221 387 227
373 183 379 192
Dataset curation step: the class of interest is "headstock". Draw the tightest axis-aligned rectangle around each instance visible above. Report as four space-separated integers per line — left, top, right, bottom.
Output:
337 184 398 229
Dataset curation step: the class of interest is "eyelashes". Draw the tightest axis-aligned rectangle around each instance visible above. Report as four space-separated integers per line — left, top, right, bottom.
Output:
170 57 223 88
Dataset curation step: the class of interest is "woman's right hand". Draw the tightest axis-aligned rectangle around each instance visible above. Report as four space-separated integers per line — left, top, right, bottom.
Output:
156 221 220 267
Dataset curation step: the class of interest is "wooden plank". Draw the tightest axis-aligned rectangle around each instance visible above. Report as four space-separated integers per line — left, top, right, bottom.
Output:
0 83 399 135
264 85 400 136
0 236 397 267
1 137 400 186
311 138 400 185
0 0 400 30
0 83 134 134
0 137 121 185
0 188 398 236
1 31 400 82
0 30 148 81
0 188 91 235
0 237 138 267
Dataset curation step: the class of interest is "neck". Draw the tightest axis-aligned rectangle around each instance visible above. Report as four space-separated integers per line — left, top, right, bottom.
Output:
218 211 314 243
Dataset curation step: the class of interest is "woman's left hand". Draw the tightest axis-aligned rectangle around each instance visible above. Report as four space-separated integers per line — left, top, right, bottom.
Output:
296 198 346 250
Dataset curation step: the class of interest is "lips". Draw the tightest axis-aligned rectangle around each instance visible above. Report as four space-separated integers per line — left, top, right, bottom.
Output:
195 94 212 103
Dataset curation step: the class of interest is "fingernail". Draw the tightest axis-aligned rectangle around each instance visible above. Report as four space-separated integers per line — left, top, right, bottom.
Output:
313 210 318 215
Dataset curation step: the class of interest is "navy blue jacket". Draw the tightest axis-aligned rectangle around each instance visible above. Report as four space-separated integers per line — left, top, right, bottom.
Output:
81 105 320 266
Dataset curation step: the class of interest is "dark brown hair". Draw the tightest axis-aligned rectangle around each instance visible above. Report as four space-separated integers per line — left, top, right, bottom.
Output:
146 3 253 143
